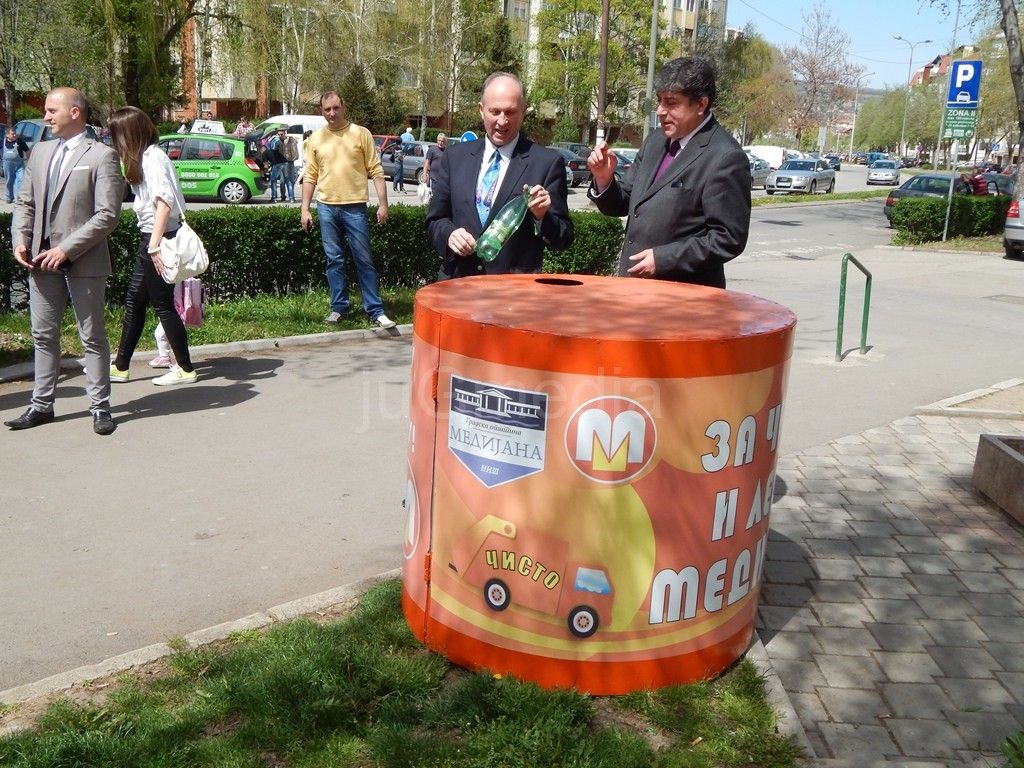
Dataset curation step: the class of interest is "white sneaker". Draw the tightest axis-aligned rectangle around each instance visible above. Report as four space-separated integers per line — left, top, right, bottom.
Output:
153 366 198 386
374 313 397 329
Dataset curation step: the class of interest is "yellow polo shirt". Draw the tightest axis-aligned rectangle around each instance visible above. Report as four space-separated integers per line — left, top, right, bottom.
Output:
304 121 383 204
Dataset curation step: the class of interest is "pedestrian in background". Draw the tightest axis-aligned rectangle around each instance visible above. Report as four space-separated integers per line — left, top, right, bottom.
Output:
300 90 396 329
2 127 29 203
391 142 405 194
266 127 290 203
234 116 254 137
587 56 750 288
107 105 198 387
400 125 415 144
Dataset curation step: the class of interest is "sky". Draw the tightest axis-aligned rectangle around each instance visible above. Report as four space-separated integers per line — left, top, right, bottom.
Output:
724 0 987 91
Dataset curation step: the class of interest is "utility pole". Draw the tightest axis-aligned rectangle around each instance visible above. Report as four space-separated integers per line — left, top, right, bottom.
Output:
895 36 932 158
643 0 658 140
848 73 874 160
597 0 609 144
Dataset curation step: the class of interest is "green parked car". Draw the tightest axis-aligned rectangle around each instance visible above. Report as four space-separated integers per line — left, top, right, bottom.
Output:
157 133 268 204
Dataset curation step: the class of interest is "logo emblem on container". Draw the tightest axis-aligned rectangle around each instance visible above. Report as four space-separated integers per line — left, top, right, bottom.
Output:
565 397 656 483
449 375 548 488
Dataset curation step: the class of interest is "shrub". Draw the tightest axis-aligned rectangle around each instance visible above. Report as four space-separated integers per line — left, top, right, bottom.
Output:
0 206 622 310
890 194 1010 245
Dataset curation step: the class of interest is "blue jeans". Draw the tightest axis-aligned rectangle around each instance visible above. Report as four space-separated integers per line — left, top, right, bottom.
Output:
317 203 384 319
3 158 22 202
269 163 288 200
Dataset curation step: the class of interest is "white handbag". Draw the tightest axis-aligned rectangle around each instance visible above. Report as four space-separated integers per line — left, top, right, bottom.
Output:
160 196 209 284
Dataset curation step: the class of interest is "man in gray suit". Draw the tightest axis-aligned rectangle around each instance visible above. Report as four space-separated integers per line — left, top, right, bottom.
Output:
587 57 750 289
6 87 123 435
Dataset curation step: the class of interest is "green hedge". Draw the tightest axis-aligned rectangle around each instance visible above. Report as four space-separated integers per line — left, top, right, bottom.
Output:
890 194 1011 245
0 206 622 311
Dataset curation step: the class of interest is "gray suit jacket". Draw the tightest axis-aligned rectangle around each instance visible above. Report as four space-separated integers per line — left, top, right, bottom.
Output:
589 115 750 288
12 136 123 278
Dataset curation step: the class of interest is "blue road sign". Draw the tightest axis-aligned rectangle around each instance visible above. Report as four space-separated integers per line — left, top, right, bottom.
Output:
947 60 982 108
460 130 478 142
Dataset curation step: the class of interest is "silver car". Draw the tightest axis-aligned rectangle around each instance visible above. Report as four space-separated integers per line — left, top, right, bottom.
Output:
867 160 900 186
765 159 836 195
747 153 770 189
1004 197 1024 259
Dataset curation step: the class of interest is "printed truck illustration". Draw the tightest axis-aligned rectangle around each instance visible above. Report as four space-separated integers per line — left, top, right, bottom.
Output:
447 515 614 638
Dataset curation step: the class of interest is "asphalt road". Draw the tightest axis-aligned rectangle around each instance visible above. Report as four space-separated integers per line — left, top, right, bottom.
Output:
2 199 1023 693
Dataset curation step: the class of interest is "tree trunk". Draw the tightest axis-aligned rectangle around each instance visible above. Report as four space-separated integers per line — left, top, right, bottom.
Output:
999 0 1024 184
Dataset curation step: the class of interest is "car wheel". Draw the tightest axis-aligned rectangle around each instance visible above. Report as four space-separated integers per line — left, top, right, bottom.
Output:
766 190 774 195
809 181 817 195
415 168 425 185
483 578 510 611
567 606 599 638
218 179 250 204
826 178 835 194
1005 243 1024 260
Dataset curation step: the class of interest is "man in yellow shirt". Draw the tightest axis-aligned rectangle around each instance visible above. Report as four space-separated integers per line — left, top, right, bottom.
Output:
300 90 396 328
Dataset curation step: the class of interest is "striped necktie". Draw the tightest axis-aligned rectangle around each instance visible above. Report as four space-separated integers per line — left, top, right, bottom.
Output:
476 150 502 225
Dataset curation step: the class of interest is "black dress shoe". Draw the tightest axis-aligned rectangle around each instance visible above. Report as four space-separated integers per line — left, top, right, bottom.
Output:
4 408 55 430
93 410 116 436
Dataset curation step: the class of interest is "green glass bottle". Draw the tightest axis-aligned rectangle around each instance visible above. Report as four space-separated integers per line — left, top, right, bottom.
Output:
476 185 531 262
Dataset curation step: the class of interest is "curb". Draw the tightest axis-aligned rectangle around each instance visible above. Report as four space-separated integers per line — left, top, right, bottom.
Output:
0 569 400 708
912 377 1024 419
0 324 413 385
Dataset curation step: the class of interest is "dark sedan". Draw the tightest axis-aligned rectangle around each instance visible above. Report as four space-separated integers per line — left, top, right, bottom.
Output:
883 173 969 222
549 146 591 187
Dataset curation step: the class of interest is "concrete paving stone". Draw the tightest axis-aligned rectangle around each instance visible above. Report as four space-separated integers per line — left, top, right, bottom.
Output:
992 553 1024 569
803 492 856 509
956 571 1015 593
951 710 1024 755
790 691 829 732
772 658 828 693
804 523 857 539
897 537 954 556
943 549 1003 570
845 505 899 523
802 478 848 494
834 434 869 444
849 521 900 537
840 478 885 492
805 507 852 525
758 605 820 632
874 651 945 683
1008 703 1024 729
902 451 946 465
854 537 912 557
985 642 1024 672
994 671 1024 704
818 687 890 724
971 615 1024 643
958 593 1024 618
771 494 811 511
938 677 1018 711
864 598 927 623
770 523 814 543
855 556 912 577
921 619 990 647
912 594 975 621
812 602 874 628
761 583 814 606
1000 569 1024 589
800 454 842 467
859 576 918 599
764 540 809 562
887 717 969 758
765 559 818 585
902 553 957 574
805 731 830 760
818 722 901 760
880 682 956 719
927 647 1003 679
956 750 1012 768
874 476 927 492
842 490 891 506
808 557 865 580
836 452 881 464
875 465 919 479
764 630 823 660
815 653 886 688
809 626 878 656
806 538 858 557
810 579 869 603
903 573 963 596
897 432 936 444
889 518 933 535
868 623 934 653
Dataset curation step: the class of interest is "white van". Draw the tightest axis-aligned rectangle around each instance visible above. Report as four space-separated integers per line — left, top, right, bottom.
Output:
253 115 326 140
743 145 791 170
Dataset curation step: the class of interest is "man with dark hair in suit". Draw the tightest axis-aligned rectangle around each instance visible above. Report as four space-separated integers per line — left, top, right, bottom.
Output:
587 57 751 289
6 87 123 435
425 72 573 279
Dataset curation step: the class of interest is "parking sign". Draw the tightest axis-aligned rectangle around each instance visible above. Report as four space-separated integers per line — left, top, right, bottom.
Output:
947 60 982 108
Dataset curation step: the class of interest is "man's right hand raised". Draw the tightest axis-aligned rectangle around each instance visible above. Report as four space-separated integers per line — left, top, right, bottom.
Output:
587 142 618 193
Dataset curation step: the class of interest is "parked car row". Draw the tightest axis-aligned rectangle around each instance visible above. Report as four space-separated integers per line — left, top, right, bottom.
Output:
883 172 1016 224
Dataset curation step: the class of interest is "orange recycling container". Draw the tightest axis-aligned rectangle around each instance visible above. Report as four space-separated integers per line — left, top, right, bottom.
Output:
402 274 796 694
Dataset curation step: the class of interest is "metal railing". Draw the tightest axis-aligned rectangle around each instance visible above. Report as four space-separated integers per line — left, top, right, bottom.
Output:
835 253 872 362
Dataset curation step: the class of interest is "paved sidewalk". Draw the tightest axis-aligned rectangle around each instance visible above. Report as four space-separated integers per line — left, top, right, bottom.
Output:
758 386 1024 766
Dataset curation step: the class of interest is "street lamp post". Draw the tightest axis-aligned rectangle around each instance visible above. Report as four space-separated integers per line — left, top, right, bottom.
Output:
848 72 874 161
895 36 932 159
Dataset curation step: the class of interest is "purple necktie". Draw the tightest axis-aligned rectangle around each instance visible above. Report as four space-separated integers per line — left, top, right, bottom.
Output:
652 139 681 184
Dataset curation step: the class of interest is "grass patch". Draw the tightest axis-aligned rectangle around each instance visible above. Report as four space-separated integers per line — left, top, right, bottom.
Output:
0 579 805 768
910 234 1003 253
0 288 416 369
752 189 889 207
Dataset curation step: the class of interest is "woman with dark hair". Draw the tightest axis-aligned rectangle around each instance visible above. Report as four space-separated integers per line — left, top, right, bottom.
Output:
108 106 198 385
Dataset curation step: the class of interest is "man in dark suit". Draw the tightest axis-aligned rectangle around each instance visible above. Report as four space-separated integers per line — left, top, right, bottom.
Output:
587 57 750 289
6 87 123 435
426 72 573 279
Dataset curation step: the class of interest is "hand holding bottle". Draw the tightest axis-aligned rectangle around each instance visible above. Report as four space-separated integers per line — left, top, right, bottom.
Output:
475 185 532 262
525 184 549 221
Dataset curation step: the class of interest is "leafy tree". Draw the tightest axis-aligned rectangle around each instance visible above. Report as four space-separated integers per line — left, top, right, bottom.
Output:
340 64 376 127
715 29 795 144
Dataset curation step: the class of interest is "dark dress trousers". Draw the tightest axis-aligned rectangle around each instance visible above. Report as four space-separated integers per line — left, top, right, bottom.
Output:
425 135 574 279
589 115 751 288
